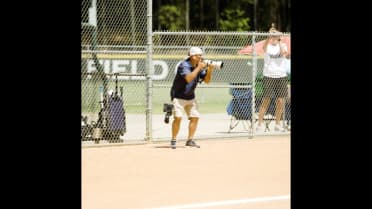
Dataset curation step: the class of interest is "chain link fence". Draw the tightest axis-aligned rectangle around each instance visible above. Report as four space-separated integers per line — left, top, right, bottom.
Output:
81 0 290 145
151 32 290 141
81 0 150 145
81 0 148 47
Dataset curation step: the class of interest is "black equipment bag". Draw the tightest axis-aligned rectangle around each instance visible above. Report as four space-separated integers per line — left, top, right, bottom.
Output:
106 94 126 135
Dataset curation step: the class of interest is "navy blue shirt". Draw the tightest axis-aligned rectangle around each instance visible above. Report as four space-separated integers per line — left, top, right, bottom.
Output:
170 58 206 100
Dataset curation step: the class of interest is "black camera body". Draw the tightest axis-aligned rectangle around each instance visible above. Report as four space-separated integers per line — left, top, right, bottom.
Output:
163 103 174 124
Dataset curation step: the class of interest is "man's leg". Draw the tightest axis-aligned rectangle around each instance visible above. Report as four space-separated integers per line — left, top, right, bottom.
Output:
170 117 181 149
172 117 182 139
188 117 199 140
171 98 185 149
274 77 288 131
185 117 200 148
258 97 271 126
275 97 285 125
184 99 200 148
257 76 272 130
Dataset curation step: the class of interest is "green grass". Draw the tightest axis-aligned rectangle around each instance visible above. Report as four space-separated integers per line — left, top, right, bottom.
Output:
81 78 286 114
82 80 236 114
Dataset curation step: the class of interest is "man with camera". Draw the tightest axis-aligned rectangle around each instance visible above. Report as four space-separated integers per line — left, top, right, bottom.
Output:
168 47 217 149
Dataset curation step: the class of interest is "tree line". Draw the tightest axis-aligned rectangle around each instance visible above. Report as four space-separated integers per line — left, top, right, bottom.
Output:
154 0 290 32
81 0 290 46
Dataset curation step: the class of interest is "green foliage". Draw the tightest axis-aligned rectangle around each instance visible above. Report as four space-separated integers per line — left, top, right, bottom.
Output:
225 0 255 8
159 5 184 31
219 8 250 31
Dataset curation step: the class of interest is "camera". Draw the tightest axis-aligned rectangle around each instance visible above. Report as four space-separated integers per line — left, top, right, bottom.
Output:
163 103 174 124
203 59 224 70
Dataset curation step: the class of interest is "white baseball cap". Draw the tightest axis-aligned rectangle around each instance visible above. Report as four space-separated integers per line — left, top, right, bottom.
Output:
188 47 203 56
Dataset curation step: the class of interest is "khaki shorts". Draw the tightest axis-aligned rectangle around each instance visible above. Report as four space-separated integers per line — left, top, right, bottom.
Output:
172 98 200 118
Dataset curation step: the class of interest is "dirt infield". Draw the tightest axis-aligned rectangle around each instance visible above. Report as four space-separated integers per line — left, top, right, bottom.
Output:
82 135 290 209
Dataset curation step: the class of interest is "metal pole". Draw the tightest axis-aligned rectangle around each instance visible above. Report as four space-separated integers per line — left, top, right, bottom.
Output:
158 0 161 30
130 0 136 47
90 0 104 91
216 0 219 30
101 0 108 46
89 0 97 28
89 0 98 50
186 0 190 45
251 33 257 138
254 0 257 31
200 0 203 28
186 0 190 31
146 0 153 142
89 0 98 54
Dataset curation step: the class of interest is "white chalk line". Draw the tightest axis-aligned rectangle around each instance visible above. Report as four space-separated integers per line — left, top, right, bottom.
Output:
148 194 290 209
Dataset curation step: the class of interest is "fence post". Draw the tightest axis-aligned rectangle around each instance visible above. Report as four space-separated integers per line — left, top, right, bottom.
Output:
251 33 257 138
146 0 153 142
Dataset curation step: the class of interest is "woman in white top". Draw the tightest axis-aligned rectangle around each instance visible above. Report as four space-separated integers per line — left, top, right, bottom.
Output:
256 28 290 132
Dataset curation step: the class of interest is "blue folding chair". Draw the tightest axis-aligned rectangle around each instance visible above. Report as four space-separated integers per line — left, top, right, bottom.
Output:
226 85 253 132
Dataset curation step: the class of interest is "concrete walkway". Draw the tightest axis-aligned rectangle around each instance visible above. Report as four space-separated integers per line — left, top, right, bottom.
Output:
82 113 290 146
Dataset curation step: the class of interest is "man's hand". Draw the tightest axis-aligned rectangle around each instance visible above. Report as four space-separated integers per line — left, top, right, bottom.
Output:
185 61 207 83
198 61 207 69
269 28 278 33
203 65 214 84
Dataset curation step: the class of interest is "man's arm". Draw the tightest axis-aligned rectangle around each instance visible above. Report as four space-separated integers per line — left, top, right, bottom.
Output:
184 62 206 83
279 43 289 58
263 37 271 52
202 65 214 84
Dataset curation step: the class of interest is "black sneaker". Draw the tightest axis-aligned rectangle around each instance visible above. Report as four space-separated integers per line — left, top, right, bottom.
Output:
170 140 177 149
185 140 200 148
